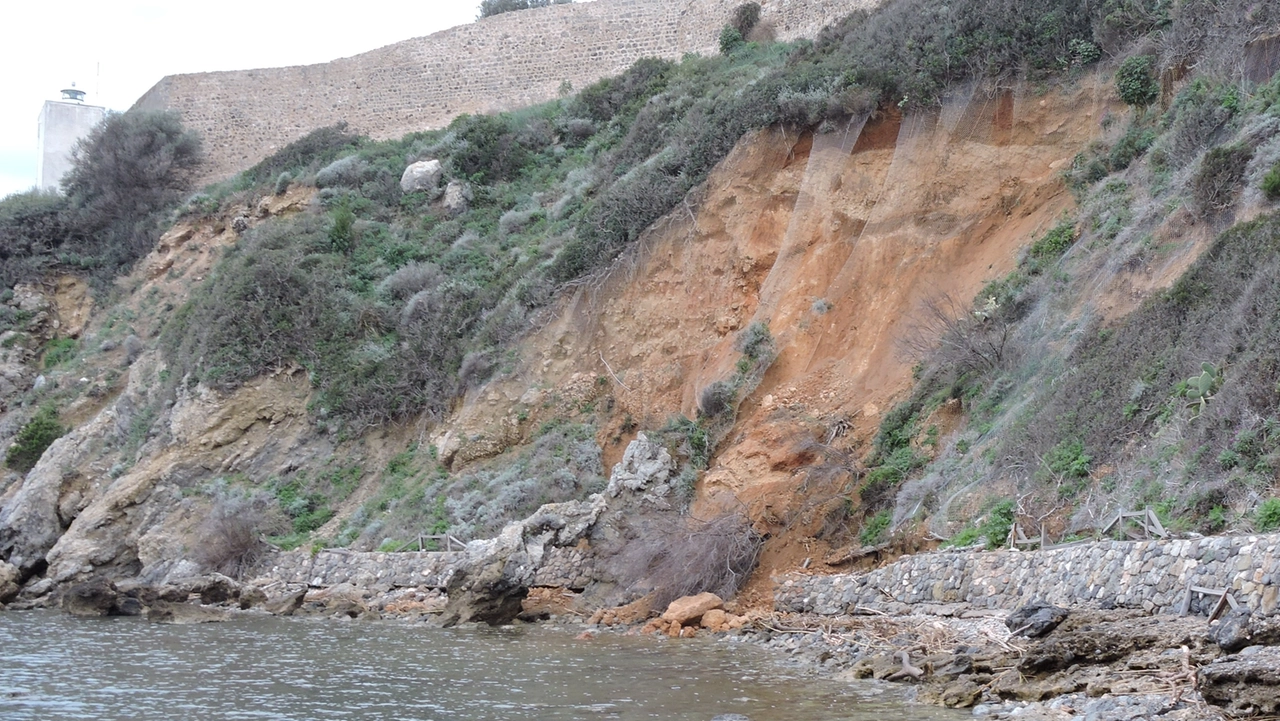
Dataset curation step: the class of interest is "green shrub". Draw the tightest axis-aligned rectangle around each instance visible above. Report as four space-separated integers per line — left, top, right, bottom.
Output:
238 123 361 189
1257 498 1280 532
859 509 892 545
699 380 737 418
43 338 78 368
6 405 65 473
719 26 745 55
1262 161 1280 201
981 499 1016 549
1115 55 1159 107
1028 221 1077 262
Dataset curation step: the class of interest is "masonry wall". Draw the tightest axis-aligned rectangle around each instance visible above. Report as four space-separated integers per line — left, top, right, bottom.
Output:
776 534 1280 618
262 545 593 590
133 0 870 181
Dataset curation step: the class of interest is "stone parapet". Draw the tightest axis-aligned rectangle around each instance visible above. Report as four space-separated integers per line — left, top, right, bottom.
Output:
133 0 873 182
776 534 1280 617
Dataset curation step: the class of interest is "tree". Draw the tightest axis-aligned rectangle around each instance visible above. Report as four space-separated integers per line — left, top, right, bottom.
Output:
62 109 203 267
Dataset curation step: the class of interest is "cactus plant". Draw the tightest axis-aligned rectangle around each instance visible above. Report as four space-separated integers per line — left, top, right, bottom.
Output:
1185 362 1222 417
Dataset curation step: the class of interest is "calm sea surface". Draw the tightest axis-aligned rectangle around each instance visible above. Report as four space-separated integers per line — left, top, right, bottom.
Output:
0 611 964 721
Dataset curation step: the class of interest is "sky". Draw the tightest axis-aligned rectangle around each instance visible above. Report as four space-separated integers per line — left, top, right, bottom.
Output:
0 0 482 199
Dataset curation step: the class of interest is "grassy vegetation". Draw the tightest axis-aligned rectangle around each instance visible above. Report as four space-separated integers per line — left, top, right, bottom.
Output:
5 405 65 473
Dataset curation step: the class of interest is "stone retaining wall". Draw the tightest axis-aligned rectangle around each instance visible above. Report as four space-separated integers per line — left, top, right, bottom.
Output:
133 0 873 181
776 534 1280 617
262 545 592 590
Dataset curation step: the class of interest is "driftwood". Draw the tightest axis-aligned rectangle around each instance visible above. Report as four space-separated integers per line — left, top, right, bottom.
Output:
886 650 924 681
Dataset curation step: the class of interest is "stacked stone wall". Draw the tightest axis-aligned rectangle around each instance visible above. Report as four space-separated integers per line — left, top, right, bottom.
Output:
133 0 871 181
776 534 1280 617
263 545 591 589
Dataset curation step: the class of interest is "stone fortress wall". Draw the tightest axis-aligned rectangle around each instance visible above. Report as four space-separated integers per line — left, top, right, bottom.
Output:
776 533 1280 618
133 0 872 181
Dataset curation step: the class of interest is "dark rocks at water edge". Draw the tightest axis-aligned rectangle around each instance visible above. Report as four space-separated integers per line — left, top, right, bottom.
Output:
55 573 277 622
1005 602 1068 638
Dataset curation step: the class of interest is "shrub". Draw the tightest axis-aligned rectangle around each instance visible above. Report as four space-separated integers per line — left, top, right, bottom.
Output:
731 2 762 37
274 171 292 195
6 405 65 473
238 123 361 188
62 110 202 271
43 338 78 368
981 499 1016 549
195 489 286 578
699 380 737 419
1258 498 1280 532
478 0 571 18
719 26 745 55
1262 161 1280 201
609 510 763 609
1193 143 1253 213
859 509 892 545
1115 55 1159 107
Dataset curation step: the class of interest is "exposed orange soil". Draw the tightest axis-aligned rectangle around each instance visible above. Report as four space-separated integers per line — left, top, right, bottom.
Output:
439 76 1120 600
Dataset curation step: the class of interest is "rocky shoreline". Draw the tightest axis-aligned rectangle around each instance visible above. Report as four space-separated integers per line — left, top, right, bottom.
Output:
5 437 1280 719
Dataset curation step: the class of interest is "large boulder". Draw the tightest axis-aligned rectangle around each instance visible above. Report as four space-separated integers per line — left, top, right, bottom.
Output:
264 587 307 616
60 577 121 617
1210 607 1280 652
1005 602 1068 638
400 159 442 193
661 592 724 625
441 494 606 626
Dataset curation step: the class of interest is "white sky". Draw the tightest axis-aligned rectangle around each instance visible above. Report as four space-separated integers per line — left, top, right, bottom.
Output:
0 0 482 199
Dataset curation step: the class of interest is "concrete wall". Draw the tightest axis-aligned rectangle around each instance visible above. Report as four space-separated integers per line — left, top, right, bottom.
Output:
133 0 871 182
776 534 1280 618
36 101 106 191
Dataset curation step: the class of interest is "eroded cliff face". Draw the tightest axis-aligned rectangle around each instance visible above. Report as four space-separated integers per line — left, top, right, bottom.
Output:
1 74 1134 597
439 76 1121 589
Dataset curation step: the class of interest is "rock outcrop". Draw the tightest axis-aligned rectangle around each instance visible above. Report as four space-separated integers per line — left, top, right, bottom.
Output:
440 494 606 626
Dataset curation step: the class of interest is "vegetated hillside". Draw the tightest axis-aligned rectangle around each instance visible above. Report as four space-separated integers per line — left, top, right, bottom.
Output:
0 0 1277 602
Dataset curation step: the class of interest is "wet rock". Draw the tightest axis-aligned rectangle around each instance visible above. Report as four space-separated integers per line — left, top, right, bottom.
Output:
1199 646 1280 714
0 560 19 603
661 592 723 625
145 600 227 624
400 159 442 193
238 586 267 609
61 577 120 617
264 588 307 616
939 678 983 708
195 574 240 605
1006 602 1068 638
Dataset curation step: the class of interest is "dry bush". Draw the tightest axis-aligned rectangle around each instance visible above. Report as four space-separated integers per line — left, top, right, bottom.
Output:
901 293 1015 376
607 510 764 610
195 490 286 579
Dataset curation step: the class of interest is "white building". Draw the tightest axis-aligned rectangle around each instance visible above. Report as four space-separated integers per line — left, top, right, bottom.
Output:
37 87 106 192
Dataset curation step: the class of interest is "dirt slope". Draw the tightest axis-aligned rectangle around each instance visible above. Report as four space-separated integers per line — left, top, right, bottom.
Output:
438 76 1120 598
